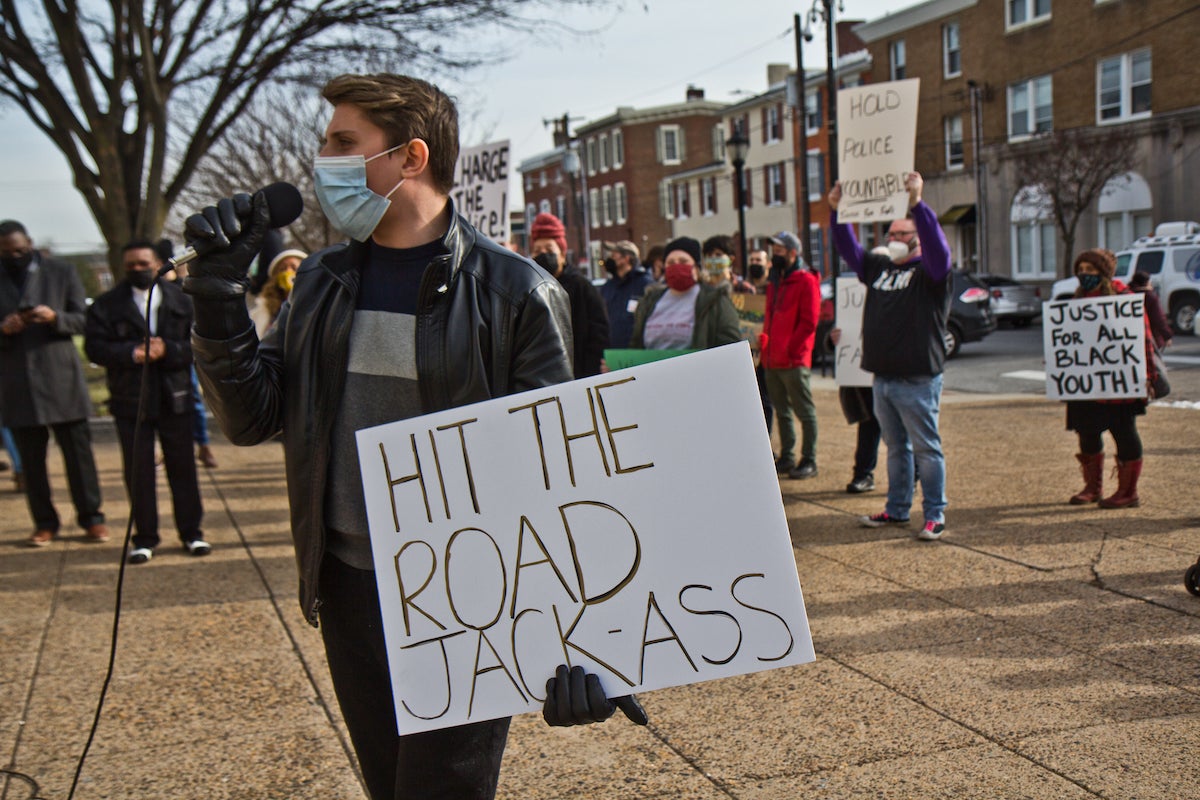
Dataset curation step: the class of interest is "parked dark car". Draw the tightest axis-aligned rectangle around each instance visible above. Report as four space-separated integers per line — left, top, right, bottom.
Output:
976 273 1041 327
946 270 997 357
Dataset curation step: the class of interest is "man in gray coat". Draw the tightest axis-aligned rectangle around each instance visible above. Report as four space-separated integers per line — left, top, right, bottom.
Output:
0 220 108 546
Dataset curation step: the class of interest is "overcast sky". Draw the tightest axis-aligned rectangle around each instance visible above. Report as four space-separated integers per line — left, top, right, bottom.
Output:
0 0 900 253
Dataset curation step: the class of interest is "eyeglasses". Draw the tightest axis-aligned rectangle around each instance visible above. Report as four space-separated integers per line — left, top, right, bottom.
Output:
886 229 916 240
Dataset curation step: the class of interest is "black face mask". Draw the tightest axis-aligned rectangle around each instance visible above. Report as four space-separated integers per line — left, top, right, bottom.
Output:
748 263 766 281
770 254 789 274
126 269 157 290
603 257 619 276
533 252 560 275
1 251 33 273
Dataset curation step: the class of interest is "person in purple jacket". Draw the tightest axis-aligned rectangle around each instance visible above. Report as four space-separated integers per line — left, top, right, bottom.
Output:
828 172 952 541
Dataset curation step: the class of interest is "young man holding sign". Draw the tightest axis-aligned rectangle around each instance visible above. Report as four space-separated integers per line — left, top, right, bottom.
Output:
829 172 952 541
182 73 640 800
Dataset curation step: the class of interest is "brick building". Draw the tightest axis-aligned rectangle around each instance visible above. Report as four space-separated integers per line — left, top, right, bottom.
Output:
854 0 1200 284
518 88 727 274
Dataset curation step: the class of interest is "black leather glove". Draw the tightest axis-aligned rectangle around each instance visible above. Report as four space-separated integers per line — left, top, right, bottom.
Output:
182 191 268 300
542 664 649 727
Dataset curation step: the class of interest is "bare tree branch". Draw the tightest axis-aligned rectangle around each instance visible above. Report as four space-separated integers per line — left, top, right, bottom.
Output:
1011 125 1138 279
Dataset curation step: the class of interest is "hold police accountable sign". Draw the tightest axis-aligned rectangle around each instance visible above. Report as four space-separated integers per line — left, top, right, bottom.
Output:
356 343 814 735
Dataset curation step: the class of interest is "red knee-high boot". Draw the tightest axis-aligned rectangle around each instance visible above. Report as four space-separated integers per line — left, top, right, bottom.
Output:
1099 458 1142 509
1069 452 1105 505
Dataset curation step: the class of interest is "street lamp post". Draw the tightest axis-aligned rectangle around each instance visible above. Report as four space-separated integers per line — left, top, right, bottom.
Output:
726 120 751 276
794 13 814 268
805 0 841 274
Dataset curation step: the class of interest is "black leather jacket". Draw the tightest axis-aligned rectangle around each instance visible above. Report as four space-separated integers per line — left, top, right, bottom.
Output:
192 211 574 625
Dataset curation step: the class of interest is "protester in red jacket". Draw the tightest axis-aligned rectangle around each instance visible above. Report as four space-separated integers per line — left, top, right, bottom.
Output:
760 231 820 480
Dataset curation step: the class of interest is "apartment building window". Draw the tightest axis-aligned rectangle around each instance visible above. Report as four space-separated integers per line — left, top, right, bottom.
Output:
674 183 691 219
524 174 532 192
890 40 906 80
539 199 551 214
601 185 613 225
1007 0 1051 29
806 151 824 200
658 125 684 165
764 104 782 144
615 183 628 224
1098 49 1151 123
586 138 598 176
612 129 625 168
556 196 567 225
526 203 536 223
945 115 964 169
701 177 717 216
1008 75 1053 138
712 124 726 160
765 163 786 206
1011 186 1056 278
588 188 600 228
538 170 547 188
943 23 961 78
599 133 610 172
805 91 822 134
1098 172 1153 249
809 228 825 274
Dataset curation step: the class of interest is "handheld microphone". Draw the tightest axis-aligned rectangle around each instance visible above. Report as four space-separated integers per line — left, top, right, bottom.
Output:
160 182 304 276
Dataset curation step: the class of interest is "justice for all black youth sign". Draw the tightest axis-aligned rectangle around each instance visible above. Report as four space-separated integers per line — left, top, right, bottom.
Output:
1043 294 1147 400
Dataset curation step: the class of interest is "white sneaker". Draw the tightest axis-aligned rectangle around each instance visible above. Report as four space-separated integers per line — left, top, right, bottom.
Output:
128 547 153 564
917 520 946 541
183 539 212 556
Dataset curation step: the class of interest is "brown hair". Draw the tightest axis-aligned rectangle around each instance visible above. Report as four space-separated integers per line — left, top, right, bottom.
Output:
322 74 459 194
1072 248 1117 297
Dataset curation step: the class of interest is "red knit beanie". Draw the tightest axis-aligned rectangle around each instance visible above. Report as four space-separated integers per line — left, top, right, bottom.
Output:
530 212 567 256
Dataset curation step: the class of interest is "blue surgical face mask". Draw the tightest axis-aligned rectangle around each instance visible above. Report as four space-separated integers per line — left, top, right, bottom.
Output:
312 142 408 241
1078 273 1102 291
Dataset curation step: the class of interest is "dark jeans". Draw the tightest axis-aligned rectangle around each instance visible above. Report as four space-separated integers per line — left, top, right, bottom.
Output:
115 411 203 549
318 555 511 800
1077 416 1142 462
853 417 881 479
11 420 104 533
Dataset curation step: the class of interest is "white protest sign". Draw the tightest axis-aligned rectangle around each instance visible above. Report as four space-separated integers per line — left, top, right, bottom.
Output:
1043 295 1146 400
452 139 510 244
834 276 872 387
356 343 814 735
836 79 920 223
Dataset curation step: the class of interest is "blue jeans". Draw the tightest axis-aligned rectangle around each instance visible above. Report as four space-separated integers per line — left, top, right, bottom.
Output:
1 426 20 473
190 367 210 446
873 374 946 523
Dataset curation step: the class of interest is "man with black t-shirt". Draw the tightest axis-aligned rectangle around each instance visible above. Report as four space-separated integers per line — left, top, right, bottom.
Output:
829 172 952 542
182 73 644 800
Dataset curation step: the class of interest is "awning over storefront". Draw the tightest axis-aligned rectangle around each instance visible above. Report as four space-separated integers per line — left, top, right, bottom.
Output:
939 204 976 226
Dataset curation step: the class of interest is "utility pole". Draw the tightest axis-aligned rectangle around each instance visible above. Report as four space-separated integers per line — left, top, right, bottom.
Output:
794 12 812 268
544 113 590 267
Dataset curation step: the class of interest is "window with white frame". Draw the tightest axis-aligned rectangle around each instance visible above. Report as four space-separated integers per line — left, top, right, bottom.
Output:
539 199 551 214
601 186 613 226
712 124 726 160
943 22 961 77
1098 172 1153 249
945 114 964 169
554 168 563 185
538 170 547 188
1008 75 1053 138
612 129 624 168
1007 0 1051 28
808 228 825 274
588 188 600 228
1010 186 1057 278
806 151 824 200
805 91 822 134
615 183 628 224
586 138 598 176
660 181 672 219
701 177 717 215
890 40 906 80
766 104 782 143
658 125 683 165
1098 49 1151 123
556 196 567 225
674 183 690 218
766 163 785 205
526 203 536 222
599 133 610 172
524 174 532 192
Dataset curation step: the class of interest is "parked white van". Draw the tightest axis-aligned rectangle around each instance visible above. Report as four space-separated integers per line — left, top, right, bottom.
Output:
1049 221 1200 334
